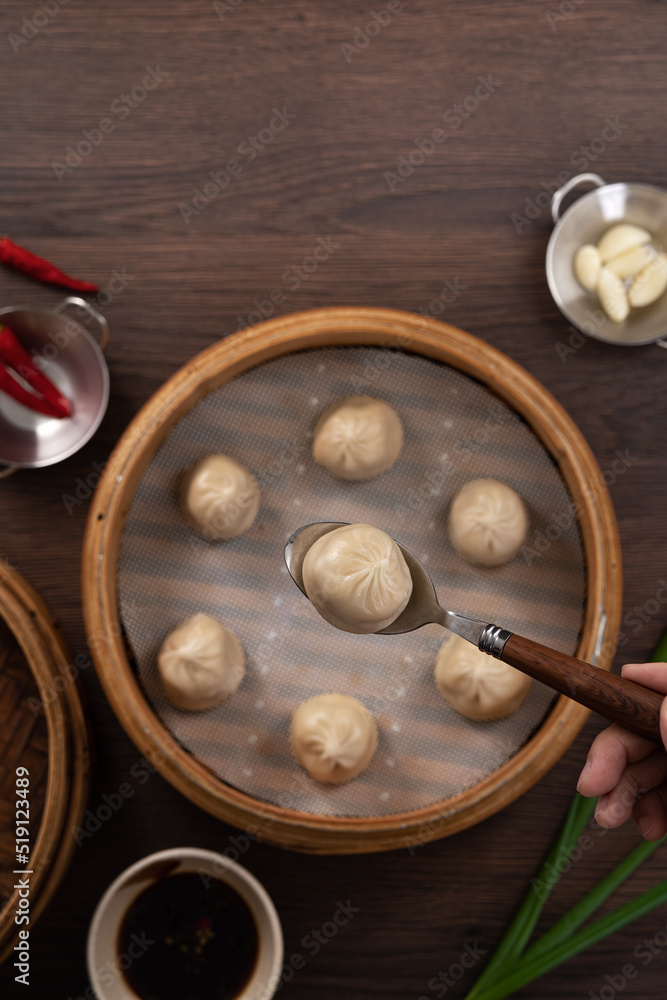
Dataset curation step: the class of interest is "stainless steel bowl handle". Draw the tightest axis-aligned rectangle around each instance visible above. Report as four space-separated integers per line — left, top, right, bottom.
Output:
551 173 606 224
58 296 109 351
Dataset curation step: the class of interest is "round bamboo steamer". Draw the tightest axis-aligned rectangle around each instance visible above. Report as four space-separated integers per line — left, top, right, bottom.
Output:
82 308 621 854
0 561 91 962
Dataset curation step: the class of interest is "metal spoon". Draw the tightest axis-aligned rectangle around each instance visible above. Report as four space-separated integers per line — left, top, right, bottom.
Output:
285 521 663 743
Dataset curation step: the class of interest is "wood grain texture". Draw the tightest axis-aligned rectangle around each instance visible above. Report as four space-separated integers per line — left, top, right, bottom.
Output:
1 0 667 996
501 633 664 743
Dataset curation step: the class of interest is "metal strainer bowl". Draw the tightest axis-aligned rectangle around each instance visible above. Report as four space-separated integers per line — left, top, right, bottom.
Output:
546 173 667 346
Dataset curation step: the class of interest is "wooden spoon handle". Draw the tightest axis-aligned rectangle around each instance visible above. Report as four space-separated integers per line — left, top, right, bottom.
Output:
500 633 664 744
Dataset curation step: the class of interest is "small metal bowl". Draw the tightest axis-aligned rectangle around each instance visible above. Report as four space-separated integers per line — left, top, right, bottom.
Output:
546 173 667 346
0 296 109 475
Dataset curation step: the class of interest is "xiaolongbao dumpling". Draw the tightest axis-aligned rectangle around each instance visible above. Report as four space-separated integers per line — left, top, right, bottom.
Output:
180 454 260 541
158 613 245 711
312 395 403 480
302 523 412 634
448 479 528 567
434 634 531 721
290 692 378 784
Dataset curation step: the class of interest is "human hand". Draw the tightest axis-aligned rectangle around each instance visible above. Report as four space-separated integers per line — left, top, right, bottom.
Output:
577 662 667 840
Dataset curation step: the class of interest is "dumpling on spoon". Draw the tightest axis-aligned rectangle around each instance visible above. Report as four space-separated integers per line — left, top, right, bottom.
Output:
448 478 528 567
301 522 413 634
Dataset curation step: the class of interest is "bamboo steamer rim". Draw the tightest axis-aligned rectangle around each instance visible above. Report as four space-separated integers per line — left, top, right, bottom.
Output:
0 561 89 955
82 307 621 853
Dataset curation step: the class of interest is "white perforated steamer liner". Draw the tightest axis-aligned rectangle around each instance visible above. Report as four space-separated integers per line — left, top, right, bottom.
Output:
117 346 586 819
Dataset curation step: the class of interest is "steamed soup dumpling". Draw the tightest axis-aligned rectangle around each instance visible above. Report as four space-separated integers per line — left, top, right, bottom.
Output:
180 454 260 541
448 479 528 567
434 635 531 721
290 692 378 784
302 523 412 634
312 395 403 480
158 613 245 711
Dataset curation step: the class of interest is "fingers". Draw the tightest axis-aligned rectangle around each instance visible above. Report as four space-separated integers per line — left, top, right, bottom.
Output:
576 662 667 838
621 662 667 750
593 748 667 829
632 785 667 841
621 662 667 696
577 723 657 799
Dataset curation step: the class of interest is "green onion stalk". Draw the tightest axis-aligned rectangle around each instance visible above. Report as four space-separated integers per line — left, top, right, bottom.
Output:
463 629 667 1000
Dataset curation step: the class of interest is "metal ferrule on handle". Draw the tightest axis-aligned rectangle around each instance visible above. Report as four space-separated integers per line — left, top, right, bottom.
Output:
478 624 512 658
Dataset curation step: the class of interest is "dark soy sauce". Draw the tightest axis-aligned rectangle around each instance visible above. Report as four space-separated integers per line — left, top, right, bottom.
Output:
118 871 259 1000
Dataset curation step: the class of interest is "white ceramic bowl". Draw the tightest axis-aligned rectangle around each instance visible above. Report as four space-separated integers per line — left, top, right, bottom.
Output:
87 847 283 1000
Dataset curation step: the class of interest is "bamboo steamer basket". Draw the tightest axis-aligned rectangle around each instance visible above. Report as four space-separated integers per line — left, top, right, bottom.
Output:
0 561 91 961
82 308 621 854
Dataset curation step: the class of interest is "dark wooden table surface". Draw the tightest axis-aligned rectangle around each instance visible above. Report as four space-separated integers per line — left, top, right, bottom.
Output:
1 2 667 998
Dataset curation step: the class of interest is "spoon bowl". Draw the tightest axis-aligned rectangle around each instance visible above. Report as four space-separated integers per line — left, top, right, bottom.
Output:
284 521 488 643
285 521 663 743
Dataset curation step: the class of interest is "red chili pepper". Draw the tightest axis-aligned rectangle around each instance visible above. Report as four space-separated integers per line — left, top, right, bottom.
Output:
0 324 71 418
0 237 99 293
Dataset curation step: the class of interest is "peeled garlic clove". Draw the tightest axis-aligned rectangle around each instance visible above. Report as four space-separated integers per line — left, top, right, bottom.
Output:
628 254 667 308
605 243 655 279
573 245 601 291
597 267 629 322
597 224 651 263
